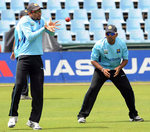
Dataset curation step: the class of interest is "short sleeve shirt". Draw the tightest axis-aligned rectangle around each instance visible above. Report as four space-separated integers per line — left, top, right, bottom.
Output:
91 37 128 70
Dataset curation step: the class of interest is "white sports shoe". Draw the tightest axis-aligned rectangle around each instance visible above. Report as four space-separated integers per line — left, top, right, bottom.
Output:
78 117 86 123
26 120 42 130
8 116 18 128
129 116 144 122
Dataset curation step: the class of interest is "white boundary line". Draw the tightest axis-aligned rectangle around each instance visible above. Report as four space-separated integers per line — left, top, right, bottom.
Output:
0 82 150 87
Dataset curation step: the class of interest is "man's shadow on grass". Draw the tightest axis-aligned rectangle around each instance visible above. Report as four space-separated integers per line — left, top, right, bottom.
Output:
11 120 150 131
88 120 150 123
12 126 109 131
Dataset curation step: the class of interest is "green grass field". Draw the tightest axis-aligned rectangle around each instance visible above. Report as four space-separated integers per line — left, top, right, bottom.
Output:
0 82 150 132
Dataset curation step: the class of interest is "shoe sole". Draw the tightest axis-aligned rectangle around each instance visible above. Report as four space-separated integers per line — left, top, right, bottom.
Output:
33 128 42 130
8 120 17 128
130 119 144 122
26 123 42 130
78 121 86 123
8 125 15 128
78 120 86 123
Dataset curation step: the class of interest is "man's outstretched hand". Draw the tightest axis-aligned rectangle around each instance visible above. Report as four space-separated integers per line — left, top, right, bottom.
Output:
45 18 61 32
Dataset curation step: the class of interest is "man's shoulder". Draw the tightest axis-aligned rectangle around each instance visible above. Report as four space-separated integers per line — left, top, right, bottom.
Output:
16 16 31 27
116 37 127 49
19 16 29 23
116 37 126 44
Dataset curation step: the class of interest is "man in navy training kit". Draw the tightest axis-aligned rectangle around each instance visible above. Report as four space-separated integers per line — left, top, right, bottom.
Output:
77 25 144 123
10 9 31 100
8 3 60 130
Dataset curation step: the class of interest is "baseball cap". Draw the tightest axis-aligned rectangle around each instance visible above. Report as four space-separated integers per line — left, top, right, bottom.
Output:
27 3 43 12
105 25 117 33
19 10 28 17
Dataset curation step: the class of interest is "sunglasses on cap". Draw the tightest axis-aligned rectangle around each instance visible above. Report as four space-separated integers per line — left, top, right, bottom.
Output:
31 10 41 13
106 32 116 36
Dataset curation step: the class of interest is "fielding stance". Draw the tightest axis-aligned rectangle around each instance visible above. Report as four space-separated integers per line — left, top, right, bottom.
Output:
77 25 144 123
8 3 60 130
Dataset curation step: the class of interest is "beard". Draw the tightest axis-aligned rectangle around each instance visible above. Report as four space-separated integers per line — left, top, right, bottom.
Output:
107 37 115 44
31 16 41 20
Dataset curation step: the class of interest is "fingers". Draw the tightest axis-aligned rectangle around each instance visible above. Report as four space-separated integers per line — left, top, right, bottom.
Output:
48 18 52 26
54 21 59 24
105 72 110 78
103 69 110 78
46 19 61 31
49 20 61 26
113 68 120 77
114 70 119 77
46 26 55 32
46 25 60 32
103 68 120 78
10 54 15 60
49 18 52 23
113 72 118 77
54 26 60 29
55 24 61 26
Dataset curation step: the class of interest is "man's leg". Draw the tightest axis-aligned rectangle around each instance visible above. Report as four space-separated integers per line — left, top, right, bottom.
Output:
29 56 44 123
20 75 31 100
78 69 107 119
21 77 29 96
9 60 28 116
111 70 139 119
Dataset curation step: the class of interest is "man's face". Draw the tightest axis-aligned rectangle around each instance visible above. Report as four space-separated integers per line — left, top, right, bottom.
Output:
30 9 41 20
105 32 118 45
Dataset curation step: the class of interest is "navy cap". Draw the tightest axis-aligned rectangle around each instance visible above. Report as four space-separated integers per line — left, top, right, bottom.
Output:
19 10 28 17
27 3 43 12
105 25 117 33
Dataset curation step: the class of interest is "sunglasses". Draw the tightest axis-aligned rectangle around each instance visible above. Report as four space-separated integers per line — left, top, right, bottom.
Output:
31 10 41 13
106 32 116 36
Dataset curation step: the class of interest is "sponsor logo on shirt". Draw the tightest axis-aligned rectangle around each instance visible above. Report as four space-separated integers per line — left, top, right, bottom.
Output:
104 49 108 54
117 49 120 53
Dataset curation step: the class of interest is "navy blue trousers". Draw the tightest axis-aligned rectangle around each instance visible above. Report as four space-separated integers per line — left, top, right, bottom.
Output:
9 55 44 123
78 68 138 119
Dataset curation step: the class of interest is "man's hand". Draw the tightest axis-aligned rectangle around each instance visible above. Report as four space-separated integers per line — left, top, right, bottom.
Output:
102 69 110 78
114 66 121 77
10 52 15 60
113 60 128 77
45 18 61 32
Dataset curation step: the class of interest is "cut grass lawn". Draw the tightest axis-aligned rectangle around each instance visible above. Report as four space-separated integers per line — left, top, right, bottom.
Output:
0 82 150 132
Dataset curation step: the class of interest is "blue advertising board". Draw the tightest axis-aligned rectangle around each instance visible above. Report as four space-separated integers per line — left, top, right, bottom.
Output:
0 50 150 83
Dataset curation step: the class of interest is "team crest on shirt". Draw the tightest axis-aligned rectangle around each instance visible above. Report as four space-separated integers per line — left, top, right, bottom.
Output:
117 49 120 53
30 22 35 26
104 49 108 54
